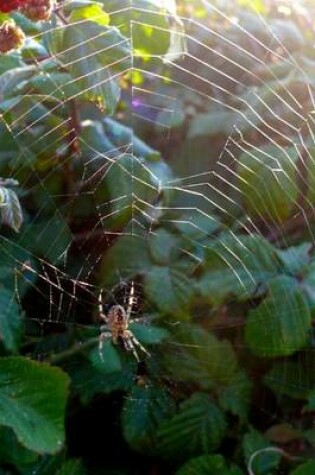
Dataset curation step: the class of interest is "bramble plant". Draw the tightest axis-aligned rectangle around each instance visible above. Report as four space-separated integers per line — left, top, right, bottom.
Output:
1 1 315 474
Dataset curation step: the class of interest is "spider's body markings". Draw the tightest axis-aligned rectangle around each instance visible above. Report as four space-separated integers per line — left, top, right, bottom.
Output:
98 282 150 362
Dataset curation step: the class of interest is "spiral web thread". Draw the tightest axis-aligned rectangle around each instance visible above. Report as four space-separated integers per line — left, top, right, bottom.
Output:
0 0 314 430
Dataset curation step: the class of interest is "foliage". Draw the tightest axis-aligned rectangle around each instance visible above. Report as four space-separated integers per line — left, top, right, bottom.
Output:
0 0 315 474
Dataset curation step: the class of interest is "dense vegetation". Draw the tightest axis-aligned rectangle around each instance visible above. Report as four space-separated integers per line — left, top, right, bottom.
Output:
1 0 315 473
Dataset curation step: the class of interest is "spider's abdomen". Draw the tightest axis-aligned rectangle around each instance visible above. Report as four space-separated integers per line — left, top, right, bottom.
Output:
107 305 128 338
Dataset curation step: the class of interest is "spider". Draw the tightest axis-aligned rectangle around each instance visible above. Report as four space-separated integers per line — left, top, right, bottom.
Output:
98 282 150 362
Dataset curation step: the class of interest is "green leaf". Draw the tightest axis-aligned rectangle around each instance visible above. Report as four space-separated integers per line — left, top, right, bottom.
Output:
144 265 194 315
132 0 171 58
22 453 65 475
0 427 37 468
245 275 311 357
173 210 220 241
21 38 48 61
130 322 169 344
69 3 110 27
0 54 23 75
99 234 151 288
19 215 72 264
237 145 299 222
0 66 37 98
12 11 42 35
122 385 175 452
83 118 115 149
89 340 122 373
277 243 312 275
176 455 243 475
28 72 81 101
0 187 23 232
199 234 281 304
157 393 227 459
0 288 22 351
300 260 315 310
0 240 35 297
62 21 130 72
62 22 129 110
103 153 160 227
290 461 315 475
70 357 134 404
243 429 281 475
103 118 161 160
0 357 69 454
163 325 238 388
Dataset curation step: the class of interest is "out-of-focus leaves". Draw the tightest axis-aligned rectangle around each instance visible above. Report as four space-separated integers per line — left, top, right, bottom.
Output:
277 243 312 275
55 459 87 475
173 210 220 241
131 0 171 58
149 228 180 265
290 461 315 475
129 322 169 344
237 145 299 222
144 264 194 315
198 234 281 304
264 423 301 444
269 19 304 51
103 118 161 160
0 288 22 351
188 111 234 138
69 3 110 27
0 357 69 454
245 275 311 357
304 388 315 412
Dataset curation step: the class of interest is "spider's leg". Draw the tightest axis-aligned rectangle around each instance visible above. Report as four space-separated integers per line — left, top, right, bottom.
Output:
126 281 135 323
128 331 151 358
98 290 108 323
99 331 111 362
124 337 140 362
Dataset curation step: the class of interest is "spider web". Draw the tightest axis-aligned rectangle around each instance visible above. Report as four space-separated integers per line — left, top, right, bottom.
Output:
1 0 315 469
